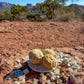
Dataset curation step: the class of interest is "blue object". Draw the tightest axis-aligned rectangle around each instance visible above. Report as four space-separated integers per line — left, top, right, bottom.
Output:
15 70 23 77
39 78 43 83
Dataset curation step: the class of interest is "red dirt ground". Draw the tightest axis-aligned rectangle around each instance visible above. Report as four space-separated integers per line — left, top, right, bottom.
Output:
0 21 84 84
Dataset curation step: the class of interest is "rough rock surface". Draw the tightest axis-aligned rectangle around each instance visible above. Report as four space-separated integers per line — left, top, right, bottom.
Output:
0 21 84 84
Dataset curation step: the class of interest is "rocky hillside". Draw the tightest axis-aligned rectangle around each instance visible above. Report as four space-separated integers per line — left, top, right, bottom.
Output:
0 2 32 10
70 4 84 12
0 2 14 9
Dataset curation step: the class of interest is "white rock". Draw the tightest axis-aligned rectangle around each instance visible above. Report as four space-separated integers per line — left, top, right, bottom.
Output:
12 81 20 84
47 80 51 84
14 63 23 69
40 73 44 76
18 75 25 81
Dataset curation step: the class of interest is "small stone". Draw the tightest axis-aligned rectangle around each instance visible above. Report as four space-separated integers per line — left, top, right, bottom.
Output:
74 56 80 61
68 64 71 67
69 58 72 62
23 55 29 62
23 69 29 75
46 80 51 84
14 63 23 69
60 73 64 78
69 68 75 74
20 79 25 84
53 68 60 75
32 81 36 84
16 59 22 63
18 75 25 80
50 72 54 76
4 76 11 80
12 81 20 84
56 75 60 79
69 75 76 82
39 78 43 83
46 73 51 77
51 77 55 81
61 58 69 65
57 79 62 84
40 73 44 77
42 76 47 81
15 70 23 78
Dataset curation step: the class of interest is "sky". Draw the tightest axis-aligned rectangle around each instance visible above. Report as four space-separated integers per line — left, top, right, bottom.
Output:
0 0 84 6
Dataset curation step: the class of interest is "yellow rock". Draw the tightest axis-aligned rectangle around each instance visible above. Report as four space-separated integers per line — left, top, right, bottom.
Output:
43 54 57 69
29 49 44 64
42 49 55 56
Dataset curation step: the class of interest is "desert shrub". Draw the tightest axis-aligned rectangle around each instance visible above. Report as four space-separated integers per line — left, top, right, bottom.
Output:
27 14 45 22
10 5 30 20
81 12 84 21
51 7 81 22
0 10 12 21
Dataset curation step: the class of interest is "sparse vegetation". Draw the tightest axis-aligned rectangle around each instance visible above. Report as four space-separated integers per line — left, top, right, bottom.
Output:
0 0 83 22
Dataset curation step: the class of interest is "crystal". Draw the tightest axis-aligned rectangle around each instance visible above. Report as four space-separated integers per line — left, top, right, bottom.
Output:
51 77 55 81
18 75 25 81
42 76 47 81
16 59 22 63
32 81 36 84
69 58 72 62
57 79 62 83
14 63 23 69
56 75 60 79
40 73 44 77
23 55 29 62
39 78 43 83
69 75 76 82
74 56 80 61
68 64 71 67
53 68 60 75
15 70 24 78
69 68 75 74
12 81 20 84
46 80 51 84
60 72 64 78
50 72 54 76
23 69 29 75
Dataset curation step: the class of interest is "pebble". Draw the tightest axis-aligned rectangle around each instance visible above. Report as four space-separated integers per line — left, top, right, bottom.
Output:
32 81 36 84
12 81 20 84
68 64 71 67
20 79 25 84
74 56 80 61
39 78 43 83
42 76 47 81
69 58 72 62
57 79 62 83
40 73 44 77
16 59 22 63
69 75 76 82
18 75 25 80
23 55 29 62
46 80 51 84
14 63 23 69
60 73 64 78
23 68 29 75
56 75 60 79
51 77 55 81
53 68 60 75
69 68 75 74
15 70 23 77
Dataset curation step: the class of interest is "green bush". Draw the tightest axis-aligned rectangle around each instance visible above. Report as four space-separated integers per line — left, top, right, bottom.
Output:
10 5 30 20
27 14 45 22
